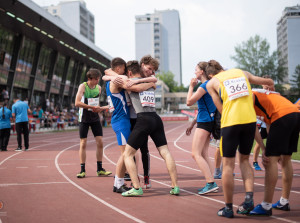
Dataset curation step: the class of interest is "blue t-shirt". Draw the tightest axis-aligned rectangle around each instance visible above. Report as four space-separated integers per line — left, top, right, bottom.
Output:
106 81 130 124
197 80 216 123
0 107 12 129
12 100 29 123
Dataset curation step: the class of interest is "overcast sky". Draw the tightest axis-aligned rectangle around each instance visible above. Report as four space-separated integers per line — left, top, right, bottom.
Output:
33 0 300 86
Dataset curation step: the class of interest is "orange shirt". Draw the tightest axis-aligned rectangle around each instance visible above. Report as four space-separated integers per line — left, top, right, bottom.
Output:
253 91 299 125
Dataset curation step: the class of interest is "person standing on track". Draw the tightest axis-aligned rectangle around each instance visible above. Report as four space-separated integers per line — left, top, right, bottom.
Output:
249 88 300 216
0 102 12 151
75 68 112 178
252 118 267 171
206 60 274 218
12 97 31 151
121 60 180 197
186 61 219 194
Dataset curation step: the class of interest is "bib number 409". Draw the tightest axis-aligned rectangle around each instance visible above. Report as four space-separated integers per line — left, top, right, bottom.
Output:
139 91 155 107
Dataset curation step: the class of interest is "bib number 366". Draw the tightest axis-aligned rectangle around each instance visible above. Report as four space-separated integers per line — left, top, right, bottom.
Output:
224 77 249 100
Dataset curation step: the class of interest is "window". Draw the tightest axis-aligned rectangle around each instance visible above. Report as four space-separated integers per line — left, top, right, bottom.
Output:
64 59 75 95
35 46 52 91
0 27 14 84
51 54 66 94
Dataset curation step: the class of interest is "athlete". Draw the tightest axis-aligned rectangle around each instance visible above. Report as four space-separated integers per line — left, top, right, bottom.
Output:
121 60 180 197
252 118 267 171
249 88 300 216
206 60 274 218
75 68 112 178
186 61 219 194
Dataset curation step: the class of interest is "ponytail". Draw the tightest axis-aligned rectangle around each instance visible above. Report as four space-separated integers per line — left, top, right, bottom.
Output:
2 102 6 119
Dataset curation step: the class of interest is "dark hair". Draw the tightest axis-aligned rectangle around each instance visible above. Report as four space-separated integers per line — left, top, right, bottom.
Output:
86 68 101 79
111 57 126 70
197 61 210 79
140 55 159 71
2 102 6 119
206 60 224 76
126 60 141 75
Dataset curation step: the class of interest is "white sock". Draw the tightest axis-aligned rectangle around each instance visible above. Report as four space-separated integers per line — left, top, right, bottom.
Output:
114 176 118 187
261 201 272 210
116 176 124 189
280 197 289 205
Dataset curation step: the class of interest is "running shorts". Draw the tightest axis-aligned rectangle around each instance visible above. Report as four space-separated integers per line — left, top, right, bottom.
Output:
79 121 103 139
111 118 131 146
266 112 300 156
127 112 167 150
220 122 256 157
197 121 214 133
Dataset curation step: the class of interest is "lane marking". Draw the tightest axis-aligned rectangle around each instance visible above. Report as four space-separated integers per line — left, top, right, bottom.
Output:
0 182 69 187
55 142 145 223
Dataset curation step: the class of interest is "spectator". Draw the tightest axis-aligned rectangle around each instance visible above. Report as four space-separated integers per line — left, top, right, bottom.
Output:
0 102 12 151
1 89 9 103
12 97 31 151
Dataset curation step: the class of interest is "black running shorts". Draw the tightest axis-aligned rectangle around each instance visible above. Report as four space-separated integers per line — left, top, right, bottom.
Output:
79 121 103 139
266 112 300 156
127 112 167 150
220 122 256 157
197 121 214 133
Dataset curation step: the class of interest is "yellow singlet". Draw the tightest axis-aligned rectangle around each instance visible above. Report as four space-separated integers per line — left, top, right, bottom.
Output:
214 69 256 128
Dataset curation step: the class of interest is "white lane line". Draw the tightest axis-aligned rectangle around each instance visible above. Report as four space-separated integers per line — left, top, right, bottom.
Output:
37 166 48 168
55 142 145 223
0 182 69 187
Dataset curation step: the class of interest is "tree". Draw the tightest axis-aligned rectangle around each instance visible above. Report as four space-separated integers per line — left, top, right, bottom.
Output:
156 71 178 92
231 35 287 87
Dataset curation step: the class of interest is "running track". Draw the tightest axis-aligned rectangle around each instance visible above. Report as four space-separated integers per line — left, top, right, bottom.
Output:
0 121 299 223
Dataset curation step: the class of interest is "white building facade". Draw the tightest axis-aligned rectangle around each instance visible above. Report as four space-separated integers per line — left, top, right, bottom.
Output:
45 0 95 43
277 5 300 84
135 10 182 85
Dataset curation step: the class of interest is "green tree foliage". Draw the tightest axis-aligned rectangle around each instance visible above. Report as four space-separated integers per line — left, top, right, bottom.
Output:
231 35 287 87
156 71 188 92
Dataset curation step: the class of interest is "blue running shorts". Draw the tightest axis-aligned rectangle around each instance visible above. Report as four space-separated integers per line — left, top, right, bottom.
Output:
111 118 131 146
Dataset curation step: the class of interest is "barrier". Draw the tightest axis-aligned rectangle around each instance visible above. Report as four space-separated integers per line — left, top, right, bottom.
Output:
160 116 188 121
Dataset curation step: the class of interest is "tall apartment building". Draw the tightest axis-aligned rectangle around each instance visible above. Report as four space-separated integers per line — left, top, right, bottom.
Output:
277 5 300 84
45 0 94 43
135 10 182 85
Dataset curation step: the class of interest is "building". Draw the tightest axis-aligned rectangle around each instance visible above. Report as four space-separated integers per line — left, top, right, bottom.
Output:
277 5 300 84
45 0 95 43
135 10 182 85
0 0 111 109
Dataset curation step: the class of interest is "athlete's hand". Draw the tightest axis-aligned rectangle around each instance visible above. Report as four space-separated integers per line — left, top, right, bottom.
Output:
151 83 156 90
92 106 102 113
126 79 137 88
190 78 198 88
262 151 269 166
113 76 124 87
186 126 193 136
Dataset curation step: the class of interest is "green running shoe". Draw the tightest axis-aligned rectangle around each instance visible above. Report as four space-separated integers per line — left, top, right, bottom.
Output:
122 187 143 197
77 172 86 178
97 169 112 176
170 186 180 195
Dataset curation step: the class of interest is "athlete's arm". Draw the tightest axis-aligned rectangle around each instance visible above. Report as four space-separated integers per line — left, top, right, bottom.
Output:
126 82 156 92
243 71 275 90
126 76 157 88
186 115 197 136
207 78 223 113
74 84 93 110
104 68 118 76
186 78 206 106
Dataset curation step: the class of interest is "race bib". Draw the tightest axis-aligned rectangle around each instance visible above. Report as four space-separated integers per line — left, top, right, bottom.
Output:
224 77 249 100
107 96 115 113
139 91 155 107
88 98 99 111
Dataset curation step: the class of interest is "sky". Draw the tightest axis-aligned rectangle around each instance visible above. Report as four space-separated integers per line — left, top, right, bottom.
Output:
32 0 300 86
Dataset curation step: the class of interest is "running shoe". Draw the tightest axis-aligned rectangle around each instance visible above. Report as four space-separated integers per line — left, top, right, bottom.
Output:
144 176 152 189
249 204 272 216
97 169 112 176
122 187 143 197
15 147 22 151
113 184 131 193
237 201 254 215
124 173 131 181
197 186 218 193
214 172 222 179
272 200 290 211
217 207 234 218
170 186 180 195
25 148 29 151
77 172 86 178
253 162 262 171
198 182 219 195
